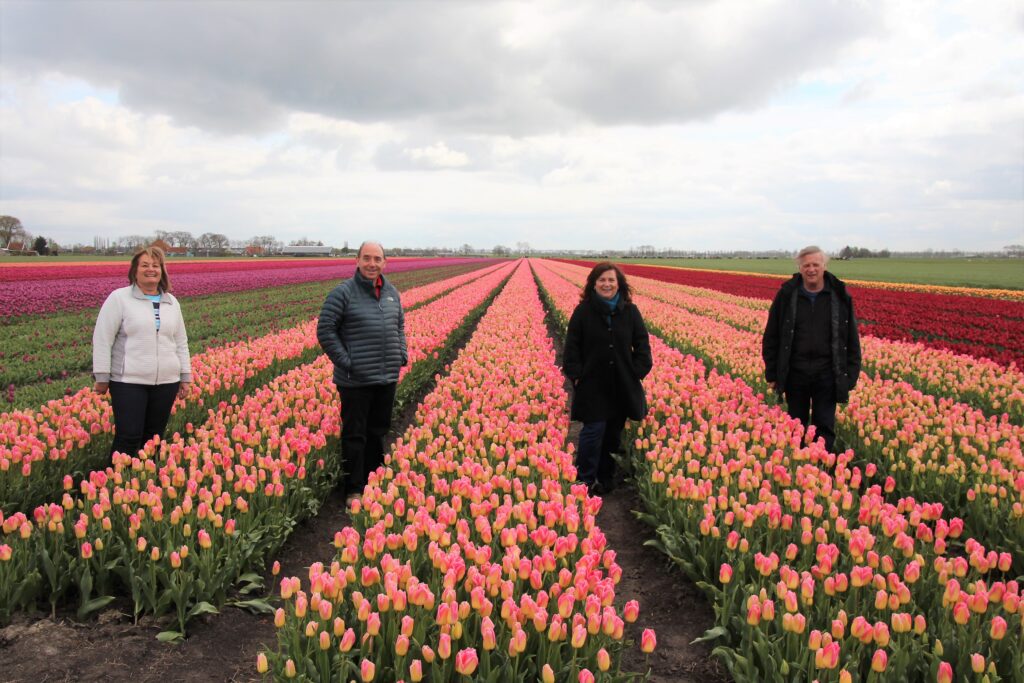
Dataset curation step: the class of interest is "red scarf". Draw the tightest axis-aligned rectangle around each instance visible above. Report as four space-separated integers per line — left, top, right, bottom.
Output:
374 275 383 300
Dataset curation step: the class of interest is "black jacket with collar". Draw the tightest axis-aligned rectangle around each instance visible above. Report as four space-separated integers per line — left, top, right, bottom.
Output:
563 294 653 422
761 271 862 402
317 270 408 388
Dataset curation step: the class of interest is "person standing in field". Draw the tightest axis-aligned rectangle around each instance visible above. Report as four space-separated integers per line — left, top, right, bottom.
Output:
93 246 192 459
317 241 408 505
563 262 653 495
761 245 862 453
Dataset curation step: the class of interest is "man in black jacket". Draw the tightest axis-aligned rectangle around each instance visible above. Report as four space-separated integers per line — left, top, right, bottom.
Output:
761 246 861 453
317 241 408 503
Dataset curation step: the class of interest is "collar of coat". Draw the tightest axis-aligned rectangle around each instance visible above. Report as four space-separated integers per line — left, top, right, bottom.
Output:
353 269 387 291
130 284 172 304
586 293 626 314
781 271 851 302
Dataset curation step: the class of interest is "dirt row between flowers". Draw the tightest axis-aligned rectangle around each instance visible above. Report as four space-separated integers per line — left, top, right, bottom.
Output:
1 266 730 683
538 272 730 683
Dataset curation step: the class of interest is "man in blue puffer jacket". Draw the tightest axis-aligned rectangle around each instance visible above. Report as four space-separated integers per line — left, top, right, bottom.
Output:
317 241 408 503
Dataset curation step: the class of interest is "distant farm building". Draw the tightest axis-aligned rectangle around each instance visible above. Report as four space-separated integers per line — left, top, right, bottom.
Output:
281 245 332 256
0 241 38 256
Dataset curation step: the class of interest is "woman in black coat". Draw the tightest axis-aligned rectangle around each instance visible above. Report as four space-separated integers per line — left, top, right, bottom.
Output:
563 263 653 494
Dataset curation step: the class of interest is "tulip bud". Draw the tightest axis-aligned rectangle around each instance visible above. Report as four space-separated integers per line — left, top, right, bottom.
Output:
360 659 375 682
990 616 1007 640
542 664 555 683
936 661 953 683
640 628 656 653
409 659 423 682
871 649 887 673
455 648 479 676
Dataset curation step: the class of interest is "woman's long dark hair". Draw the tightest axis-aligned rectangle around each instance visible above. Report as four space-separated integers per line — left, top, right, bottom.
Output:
581 262 632 303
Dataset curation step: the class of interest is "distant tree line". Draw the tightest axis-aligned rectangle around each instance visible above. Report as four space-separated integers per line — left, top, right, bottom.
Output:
837 245 891 259
3 213 1022 260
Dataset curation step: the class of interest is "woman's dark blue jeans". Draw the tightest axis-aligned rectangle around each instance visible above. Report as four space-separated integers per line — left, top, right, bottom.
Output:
576 415 626 487
109 381 180 458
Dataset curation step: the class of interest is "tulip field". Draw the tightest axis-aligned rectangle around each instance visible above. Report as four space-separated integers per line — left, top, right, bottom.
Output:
1 254 1022 682
258 263 655 682
534 259 1023 683
0 258 514 633
561 260 1024 369
0 257 475 319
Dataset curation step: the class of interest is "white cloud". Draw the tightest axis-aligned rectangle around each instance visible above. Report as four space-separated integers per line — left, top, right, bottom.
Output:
404 142 471 169
0 0 1020 251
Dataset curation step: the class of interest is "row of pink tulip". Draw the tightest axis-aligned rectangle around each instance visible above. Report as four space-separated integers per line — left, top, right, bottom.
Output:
0 263 514 631
0 261 514 514
0 258 485 318
538 260 1024 558
617 264 1024 422
259 263 655 682
531 259 1022 682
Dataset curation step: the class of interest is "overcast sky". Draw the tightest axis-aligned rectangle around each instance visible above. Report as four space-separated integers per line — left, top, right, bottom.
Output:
1 1 1021 252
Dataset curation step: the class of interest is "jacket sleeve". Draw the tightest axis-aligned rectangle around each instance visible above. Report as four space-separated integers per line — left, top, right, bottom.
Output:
317 287 352 371
846 298 862 390
562 306 584 380
398 294 408 366
631 306 653 380
173 296 192 383
761 292 783 383
92 291 122 382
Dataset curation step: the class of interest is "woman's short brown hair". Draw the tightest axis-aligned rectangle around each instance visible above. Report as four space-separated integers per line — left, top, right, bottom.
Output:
128 246 171 292
581 262 632 303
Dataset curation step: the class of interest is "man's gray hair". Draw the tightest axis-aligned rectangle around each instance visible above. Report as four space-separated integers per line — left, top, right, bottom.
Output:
795 245 828 266
356 241 386 259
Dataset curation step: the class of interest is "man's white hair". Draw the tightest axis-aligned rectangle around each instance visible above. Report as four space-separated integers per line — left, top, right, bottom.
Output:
795 245 828 267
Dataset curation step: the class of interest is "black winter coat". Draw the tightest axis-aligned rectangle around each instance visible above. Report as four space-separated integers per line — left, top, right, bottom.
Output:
317 270 408 388
761 271 862 402
563 295 653 422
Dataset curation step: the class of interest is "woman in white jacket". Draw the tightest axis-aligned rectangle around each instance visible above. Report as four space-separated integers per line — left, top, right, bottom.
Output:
93 246 191 459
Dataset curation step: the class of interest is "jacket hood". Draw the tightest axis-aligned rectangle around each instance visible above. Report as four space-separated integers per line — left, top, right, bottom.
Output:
781 271 850 300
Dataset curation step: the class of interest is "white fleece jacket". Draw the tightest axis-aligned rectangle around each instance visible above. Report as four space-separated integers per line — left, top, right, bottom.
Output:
92 285 192 385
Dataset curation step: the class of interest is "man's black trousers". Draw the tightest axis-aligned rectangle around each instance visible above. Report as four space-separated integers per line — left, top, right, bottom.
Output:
784 369 837 453
337 383 397 495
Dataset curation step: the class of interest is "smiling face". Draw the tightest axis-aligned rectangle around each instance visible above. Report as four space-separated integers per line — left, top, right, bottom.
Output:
134 254 164 294
594 269 619 300
357 242 386 281
799 252 826 292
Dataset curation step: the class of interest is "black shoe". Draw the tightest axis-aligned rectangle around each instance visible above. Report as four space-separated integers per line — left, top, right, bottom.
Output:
587 481 605 496
598 479 615 494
